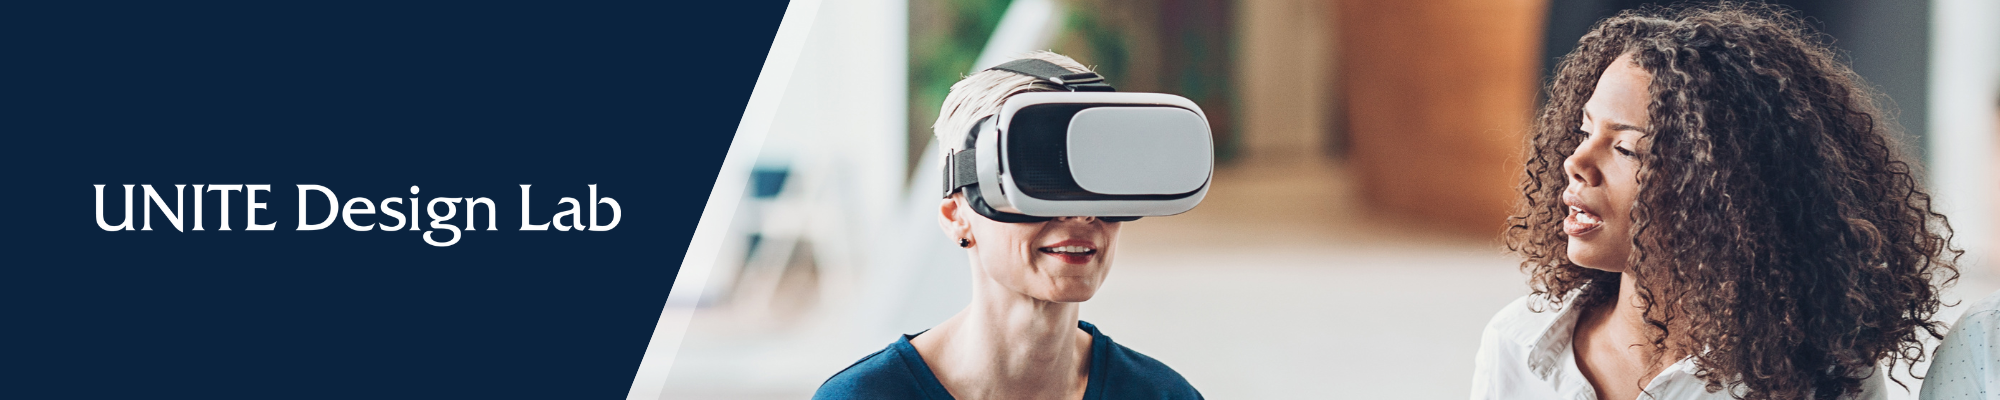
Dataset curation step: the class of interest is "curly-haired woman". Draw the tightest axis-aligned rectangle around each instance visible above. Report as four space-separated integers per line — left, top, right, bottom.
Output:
1472 4 1962 400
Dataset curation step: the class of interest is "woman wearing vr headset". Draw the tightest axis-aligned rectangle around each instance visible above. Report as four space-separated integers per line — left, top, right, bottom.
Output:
814 51 1201 400
1473 4 1961 400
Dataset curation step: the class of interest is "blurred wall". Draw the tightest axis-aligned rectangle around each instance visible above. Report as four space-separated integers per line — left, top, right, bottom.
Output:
1333 0 1549 235
1235 0 1332 164
1929 0 2000 277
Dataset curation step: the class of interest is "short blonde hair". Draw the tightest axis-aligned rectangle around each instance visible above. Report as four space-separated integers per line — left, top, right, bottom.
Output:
932 51 1095 155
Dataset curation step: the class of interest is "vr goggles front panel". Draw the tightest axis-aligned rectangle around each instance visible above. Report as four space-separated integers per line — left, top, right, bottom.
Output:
952 92 1213 222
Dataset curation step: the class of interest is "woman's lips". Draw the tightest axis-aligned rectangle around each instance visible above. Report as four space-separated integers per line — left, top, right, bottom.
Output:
1038 239 1098 264
1562 192 1603 237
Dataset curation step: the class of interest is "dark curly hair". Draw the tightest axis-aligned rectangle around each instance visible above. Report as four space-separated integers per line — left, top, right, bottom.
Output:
1504 3 1962 399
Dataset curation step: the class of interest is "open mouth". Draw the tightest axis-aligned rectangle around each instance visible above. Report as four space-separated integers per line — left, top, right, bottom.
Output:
1564 205 1603 236
1562 192 1603 237
1038 245 1097 255
1038 242 1099 264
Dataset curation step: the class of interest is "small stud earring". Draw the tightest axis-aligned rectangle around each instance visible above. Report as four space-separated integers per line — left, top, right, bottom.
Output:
958 238 971 248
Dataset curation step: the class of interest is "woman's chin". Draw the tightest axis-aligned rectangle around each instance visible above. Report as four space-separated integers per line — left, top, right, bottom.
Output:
1034 282 1102 303
1040 292 1098 303
1566 239 1628 273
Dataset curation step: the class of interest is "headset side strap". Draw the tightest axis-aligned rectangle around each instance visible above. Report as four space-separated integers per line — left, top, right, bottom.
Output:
943 148 981 197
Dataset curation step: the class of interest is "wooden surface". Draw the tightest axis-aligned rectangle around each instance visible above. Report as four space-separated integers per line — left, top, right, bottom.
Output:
1332 0 1549 235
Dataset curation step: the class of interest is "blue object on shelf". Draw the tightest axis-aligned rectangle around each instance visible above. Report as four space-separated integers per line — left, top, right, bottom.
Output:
750 166 790 199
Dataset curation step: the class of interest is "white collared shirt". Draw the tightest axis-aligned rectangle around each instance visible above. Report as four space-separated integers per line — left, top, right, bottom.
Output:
1471 295 1886 400
1921 290 2000 400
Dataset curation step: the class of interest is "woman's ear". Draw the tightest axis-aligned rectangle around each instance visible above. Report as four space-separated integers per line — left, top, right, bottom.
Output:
938 195 972 245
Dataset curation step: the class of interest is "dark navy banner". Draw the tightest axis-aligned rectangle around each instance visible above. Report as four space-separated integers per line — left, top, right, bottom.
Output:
6 1 787 398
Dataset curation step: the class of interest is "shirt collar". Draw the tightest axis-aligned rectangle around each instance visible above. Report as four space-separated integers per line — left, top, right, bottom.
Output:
1525 293 1588 382
1520 289 1706 398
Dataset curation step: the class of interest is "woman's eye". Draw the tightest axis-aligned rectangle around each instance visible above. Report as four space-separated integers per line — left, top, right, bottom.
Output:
1614 146 1635 157
1573 129 1590 137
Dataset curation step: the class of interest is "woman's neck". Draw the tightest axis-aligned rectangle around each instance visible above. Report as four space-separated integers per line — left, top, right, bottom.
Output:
911 282 1091 400
1573 272 1685 398
1599 273 1652 347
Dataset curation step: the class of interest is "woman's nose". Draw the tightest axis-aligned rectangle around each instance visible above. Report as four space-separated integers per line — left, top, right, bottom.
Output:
1563 142 1602 187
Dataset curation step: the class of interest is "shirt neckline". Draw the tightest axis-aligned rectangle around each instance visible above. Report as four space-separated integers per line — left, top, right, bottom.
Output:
1526 295 1697 399
892 320 1108 400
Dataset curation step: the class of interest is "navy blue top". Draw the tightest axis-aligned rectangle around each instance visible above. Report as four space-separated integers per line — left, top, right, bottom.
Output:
813 321 1201 400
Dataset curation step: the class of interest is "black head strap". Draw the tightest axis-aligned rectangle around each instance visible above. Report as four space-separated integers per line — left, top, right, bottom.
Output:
943 116 992 198
986 58 1116 92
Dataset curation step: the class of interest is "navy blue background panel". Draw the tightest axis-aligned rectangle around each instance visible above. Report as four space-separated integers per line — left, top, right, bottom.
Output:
4 1 787 398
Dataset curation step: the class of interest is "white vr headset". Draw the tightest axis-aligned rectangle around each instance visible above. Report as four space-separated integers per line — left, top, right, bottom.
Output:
943 58 1214 223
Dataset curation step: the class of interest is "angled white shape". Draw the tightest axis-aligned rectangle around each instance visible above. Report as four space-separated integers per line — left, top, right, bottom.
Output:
625 1 824 399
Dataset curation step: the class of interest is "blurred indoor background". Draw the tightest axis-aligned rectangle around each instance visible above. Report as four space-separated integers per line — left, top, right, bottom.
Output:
641 0 1999 398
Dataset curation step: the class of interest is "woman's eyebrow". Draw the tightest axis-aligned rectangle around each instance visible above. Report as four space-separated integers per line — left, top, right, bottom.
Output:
1582 109 1645 133
1606 122 1648 133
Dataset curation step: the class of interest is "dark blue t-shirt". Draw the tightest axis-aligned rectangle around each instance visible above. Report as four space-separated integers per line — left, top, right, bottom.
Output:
813 320 1201 400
